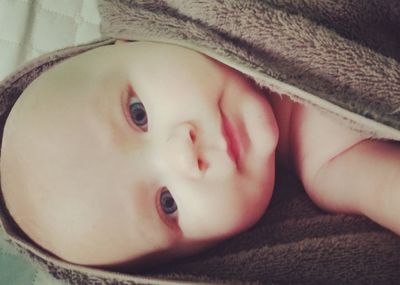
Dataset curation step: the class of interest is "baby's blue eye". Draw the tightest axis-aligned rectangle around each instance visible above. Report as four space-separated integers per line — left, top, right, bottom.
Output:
160 188 177 215
129 96 148 131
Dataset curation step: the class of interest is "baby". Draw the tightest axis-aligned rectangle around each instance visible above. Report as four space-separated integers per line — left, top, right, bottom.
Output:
1 41 399 270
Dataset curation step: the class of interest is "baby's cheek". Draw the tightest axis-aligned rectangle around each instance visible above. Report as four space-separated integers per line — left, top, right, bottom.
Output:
243 151 276 206
179 161 275 241
240 161 275 223
214 179 272 238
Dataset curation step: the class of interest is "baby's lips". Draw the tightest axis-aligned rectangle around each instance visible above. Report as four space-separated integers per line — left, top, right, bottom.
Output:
220 106 249 172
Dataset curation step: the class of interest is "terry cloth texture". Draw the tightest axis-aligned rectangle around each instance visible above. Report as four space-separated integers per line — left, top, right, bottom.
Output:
0 1 400 285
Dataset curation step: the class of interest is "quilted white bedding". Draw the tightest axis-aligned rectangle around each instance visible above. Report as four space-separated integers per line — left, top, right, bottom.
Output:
0 0 102 81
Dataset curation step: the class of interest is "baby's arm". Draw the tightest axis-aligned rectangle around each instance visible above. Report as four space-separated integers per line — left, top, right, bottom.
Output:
308 139 400 235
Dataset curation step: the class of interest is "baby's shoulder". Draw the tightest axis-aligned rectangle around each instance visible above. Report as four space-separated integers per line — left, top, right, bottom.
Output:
289 103 367 182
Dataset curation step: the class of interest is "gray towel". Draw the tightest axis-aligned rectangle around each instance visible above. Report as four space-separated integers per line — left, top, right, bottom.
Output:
1 1 400 284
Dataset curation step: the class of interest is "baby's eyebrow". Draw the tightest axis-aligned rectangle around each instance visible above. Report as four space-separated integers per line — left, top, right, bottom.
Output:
91 85 136 149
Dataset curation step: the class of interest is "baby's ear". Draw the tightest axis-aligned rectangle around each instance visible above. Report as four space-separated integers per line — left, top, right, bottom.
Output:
115 39 128 45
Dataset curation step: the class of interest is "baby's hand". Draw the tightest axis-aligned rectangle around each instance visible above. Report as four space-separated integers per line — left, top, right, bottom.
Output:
305 139 400 235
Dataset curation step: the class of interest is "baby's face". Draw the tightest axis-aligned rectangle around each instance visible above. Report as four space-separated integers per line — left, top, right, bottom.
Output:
1 42 279 267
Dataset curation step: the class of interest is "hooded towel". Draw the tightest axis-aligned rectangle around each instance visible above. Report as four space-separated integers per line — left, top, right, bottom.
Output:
1 1 400 284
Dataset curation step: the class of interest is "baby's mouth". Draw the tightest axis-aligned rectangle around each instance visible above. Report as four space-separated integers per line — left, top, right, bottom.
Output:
219 103 248 172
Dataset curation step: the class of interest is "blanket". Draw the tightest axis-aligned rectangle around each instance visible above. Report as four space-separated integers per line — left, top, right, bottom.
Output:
1 1 400 284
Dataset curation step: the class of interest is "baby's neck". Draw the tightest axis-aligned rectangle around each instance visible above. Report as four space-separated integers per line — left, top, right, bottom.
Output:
266 90 296 172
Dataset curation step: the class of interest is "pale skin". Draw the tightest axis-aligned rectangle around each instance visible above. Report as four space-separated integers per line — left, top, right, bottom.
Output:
1 41 399 270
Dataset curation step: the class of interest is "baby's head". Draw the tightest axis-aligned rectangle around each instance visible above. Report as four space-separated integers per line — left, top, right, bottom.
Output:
0 41 279 269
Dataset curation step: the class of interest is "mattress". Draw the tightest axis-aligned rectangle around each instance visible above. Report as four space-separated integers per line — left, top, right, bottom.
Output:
0 0 102 81
0 0 101 284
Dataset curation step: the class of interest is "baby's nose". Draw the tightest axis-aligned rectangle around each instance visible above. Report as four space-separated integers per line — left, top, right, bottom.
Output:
165 122 207 179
